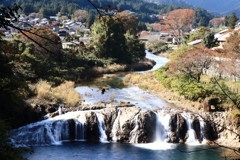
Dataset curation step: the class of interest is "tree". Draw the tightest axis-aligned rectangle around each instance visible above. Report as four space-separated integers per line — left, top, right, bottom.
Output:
169 48 214 82
90 16 128 63
228 12 238 29
90 12 145 63
198 17 207 27
114 11 141 35
224 29 240 55
202 32 218 48
18 26 62 59
185 26 211 43
86 11 96 28
72 9 89 22
217 29 240 81
163 9 196 45
0 2 21 29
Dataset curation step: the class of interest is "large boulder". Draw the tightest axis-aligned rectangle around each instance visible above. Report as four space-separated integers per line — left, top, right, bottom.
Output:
102 107 118 141
112 106 141 142
133 110 157 143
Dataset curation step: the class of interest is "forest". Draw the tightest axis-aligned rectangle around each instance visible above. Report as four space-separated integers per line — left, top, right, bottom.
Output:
1 0 214 25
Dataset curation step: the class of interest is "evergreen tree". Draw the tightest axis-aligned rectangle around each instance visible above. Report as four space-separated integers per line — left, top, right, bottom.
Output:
228 12 238 29
198 17 207 27
202 32 217 48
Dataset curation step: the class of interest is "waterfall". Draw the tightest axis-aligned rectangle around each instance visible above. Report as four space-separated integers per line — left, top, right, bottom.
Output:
96 113 108 143
111 109 121 142
75 113 87 141
74 121 85 140
155 110 170 143
198 116 207 144
182 113 199 144
129 113 140 143
52 120 70 142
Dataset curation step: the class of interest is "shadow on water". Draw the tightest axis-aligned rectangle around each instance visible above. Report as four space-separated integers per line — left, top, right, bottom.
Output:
77 72 128 89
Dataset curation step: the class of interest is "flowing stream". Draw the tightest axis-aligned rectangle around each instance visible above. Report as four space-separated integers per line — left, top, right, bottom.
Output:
12 51 226 160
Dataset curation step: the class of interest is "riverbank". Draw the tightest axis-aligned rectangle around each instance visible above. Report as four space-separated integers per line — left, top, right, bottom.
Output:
84 58 156 78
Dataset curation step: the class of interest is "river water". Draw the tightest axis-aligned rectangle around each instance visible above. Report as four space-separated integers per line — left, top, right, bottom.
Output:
20 51 227 160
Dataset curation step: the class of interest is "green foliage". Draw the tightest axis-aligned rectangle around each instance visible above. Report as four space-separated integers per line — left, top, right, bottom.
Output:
184 27 211 43
202 32 218 48
171 76 214 101
90 15 145 64
194 7 214 27
125 31 146 62
146 41 170 54
0 120 33 160
155 65 172 88
228 12 238 29
198 17 207 27
156 66 214 101
85 11 96 28
169 44 192 60
1 0 214 25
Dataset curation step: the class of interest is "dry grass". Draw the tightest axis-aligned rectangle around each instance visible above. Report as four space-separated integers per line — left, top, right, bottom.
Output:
86 59 155 76
34 80 81 107
201 74 240 93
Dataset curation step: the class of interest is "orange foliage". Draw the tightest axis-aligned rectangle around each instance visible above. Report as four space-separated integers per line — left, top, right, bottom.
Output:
163 9 195 44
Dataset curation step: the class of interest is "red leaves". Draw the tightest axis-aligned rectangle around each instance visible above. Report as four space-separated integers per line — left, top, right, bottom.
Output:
162 9 196 44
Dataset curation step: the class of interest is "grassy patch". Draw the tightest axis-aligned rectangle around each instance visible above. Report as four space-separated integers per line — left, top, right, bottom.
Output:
32 80 81 107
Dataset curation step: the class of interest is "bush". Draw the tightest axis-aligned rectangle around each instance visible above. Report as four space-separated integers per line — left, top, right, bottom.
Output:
145 41 169 54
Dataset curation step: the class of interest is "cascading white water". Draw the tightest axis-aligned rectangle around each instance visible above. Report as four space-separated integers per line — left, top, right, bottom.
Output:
155 110 171 143
74 121 85 140
96 113 108 143
181 113 199 145
52 120 70 142
75 112 87 141
198 115 207 144
111 109 121 142
129 113 141 143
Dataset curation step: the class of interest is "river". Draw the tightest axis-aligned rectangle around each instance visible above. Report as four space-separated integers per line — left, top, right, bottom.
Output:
17 51 227 160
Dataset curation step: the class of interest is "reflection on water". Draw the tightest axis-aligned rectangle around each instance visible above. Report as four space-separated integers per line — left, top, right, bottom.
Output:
22 141 225 160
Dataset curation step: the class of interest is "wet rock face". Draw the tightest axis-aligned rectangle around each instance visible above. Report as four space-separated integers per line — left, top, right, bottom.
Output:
67 119 76 141
102 107 118 141
204 120 218 141
192 118 202 142
168 113 187 143
137 110 157 143
84 112 100 141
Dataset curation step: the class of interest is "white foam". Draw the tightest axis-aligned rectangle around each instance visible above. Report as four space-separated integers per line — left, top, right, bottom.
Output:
133 142 177 150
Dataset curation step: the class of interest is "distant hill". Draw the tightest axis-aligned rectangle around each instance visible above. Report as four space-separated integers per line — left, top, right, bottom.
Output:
183 0 240 13
226 6 240 17
144 0 240 13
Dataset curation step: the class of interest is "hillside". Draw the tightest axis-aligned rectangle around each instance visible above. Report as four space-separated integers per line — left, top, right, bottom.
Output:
144 0 240 13
184 0 240 13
